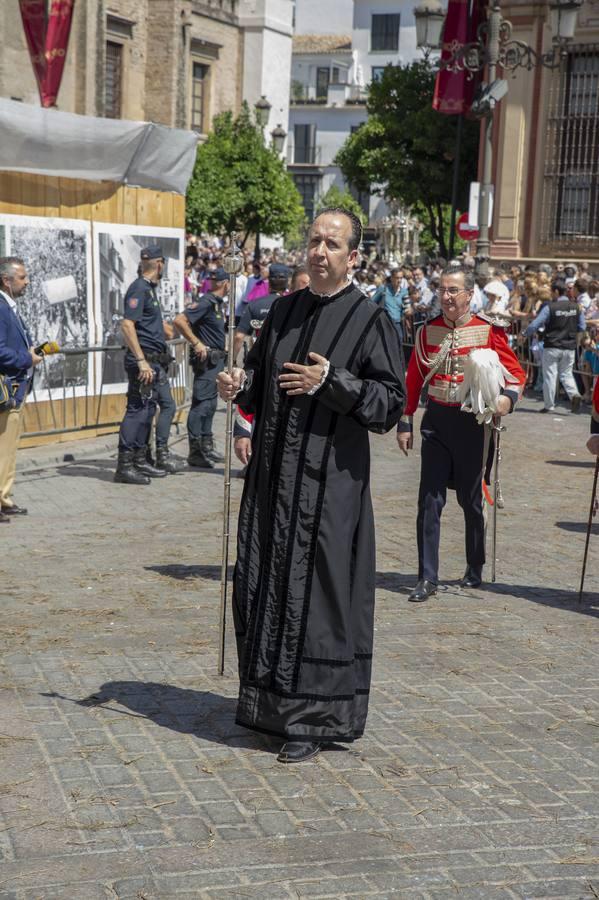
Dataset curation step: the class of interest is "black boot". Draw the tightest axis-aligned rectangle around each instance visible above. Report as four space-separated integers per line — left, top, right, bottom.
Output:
277 741 321 764
133 447 167 478
187 438 215 468
114 450 150 485
460 566 483 588
202 435 224 463
408 579 438 602
155 445 185 474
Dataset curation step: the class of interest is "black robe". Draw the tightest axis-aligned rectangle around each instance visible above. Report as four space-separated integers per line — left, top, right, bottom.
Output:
232 284 405 742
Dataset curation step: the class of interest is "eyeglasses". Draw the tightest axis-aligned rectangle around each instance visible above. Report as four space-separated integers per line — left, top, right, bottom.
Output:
437 287 467 297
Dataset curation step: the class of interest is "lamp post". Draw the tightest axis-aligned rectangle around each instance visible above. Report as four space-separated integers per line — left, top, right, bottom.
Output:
270 123 287 155
414 0 582 277
252 96 275 261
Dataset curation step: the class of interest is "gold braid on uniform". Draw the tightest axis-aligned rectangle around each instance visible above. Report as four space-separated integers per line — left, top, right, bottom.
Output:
415 329 454 387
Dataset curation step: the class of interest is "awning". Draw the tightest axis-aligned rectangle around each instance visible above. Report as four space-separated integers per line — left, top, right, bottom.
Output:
0 98 199 194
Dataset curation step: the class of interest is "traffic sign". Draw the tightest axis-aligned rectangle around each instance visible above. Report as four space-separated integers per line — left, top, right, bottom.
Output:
456 212 479 241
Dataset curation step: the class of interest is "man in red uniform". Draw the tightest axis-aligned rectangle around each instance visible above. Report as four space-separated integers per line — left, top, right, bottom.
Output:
588 377 599 456
397 266 525 601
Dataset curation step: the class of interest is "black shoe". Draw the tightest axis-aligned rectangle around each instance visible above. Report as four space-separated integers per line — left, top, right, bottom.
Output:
155 446 185 473
460 566 483 588
408 579 437 602
187 438 215 468
114 450 151 485
571 394 582 414
133 448 167 478
0 511 10 523
277 741 321 764
2 503 27 515
202 435 224 463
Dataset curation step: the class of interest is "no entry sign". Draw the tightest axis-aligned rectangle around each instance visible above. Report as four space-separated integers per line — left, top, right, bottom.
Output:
456 212 479 241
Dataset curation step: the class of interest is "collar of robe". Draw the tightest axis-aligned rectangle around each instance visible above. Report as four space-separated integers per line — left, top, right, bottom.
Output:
307 281 355 304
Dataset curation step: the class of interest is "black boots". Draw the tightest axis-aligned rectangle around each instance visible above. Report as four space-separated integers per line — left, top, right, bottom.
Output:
408 580 438 602
133 448 167 478
202 435 224 463
460 566 483 588
277 741 321 764
114 450 151 485
187 437 215 468
155 445 185 473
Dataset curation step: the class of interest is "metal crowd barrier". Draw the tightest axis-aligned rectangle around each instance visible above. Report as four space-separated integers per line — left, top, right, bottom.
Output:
22 338 192 440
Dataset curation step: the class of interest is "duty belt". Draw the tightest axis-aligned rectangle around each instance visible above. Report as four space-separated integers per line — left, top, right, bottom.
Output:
144 351 173 366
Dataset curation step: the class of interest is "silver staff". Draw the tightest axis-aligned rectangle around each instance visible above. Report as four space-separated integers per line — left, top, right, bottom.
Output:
491 417 505 584
218 236 243 676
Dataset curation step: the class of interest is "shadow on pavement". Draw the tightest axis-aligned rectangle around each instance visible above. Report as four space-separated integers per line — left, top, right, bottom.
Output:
489 582 599 617
546 459 596 469
555 520 599 535
57 459 116 482
41 683 271 751
146 563 234 580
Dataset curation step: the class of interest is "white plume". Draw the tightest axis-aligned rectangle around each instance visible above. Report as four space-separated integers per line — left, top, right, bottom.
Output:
458 348 519 425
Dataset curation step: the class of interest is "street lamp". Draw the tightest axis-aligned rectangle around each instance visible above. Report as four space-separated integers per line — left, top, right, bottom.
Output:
414 0 582 277
414 0 445 52
270 123 287 155
254 95 272 128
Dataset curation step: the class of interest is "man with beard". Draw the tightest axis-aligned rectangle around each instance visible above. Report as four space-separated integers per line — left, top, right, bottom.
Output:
217 208 405 763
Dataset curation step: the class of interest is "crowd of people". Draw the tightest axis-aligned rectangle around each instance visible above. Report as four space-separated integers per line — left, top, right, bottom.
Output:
184 233 599 414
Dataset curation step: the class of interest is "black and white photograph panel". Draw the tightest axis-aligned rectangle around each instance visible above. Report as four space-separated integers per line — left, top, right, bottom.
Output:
0 214 93 394
94 224 184 387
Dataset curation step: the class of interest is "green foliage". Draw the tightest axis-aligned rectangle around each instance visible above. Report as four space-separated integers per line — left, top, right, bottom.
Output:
416 203 466 258
335 61 479 258
186 104 306 244
315 185 368 225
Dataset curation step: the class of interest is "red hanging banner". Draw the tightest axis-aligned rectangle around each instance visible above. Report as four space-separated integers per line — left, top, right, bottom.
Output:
19 0 75 108
433 0 481 116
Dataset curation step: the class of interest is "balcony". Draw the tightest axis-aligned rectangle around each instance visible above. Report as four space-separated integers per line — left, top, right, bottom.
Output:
287 145 323 166
290 82 367 107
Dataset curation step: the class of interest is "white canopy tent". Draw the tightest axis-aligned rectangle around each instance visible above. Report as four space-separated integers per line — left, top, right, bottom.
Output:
0 99 199 194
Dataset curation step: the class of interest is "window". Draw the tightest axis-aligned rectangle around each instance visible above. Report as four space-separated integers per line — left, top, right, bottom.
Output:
371 14 400 51
294 124 317 164
105 41 123 119
191 62 209 133
293 174 321 220
541 46 599 247
316 67 330 99
331 67 340 84
372 66 386 82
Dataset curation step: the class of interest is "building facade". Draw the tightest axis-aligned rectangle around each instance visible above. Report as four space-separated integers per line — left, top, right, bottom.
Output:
0 0 292 140
484 0 599 262
288 1 420 228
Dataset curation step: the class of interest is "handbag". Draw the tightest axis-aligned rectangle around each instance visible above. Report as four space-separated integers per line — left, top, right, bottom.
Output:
0 374 17 412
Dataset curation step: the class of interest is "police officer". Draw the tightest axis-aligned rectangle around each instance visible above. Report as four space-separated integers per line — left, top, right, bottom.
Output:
114 245 174 485
174 267 228 468
233 263 290 359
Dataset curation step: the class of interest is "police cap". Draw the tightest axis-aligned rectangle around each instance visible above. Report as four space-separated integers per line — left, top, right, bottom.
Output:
140 244 164 260
211 267 230 282
269 263 290 280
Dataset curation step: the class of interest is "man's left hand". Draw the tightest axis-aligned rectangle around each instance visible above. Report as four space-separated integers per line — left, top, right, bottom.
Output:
587 434 599 456
279 352 328 396
495 396 512 416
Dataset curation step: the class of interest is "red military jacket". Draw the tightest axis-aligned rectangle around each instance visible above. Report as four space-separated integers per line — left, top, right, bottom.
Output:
402 312 526 423
592 377 599 435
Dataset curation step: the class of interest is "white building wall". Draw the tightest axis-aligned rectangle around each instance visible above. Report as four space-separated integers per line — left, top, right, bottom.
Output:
239 0 294 143
352 0 419 81
293 0 354 33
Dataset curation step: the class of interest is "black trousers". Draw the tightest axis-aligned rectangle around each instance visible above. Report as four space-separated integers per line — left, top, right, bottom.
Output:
118 363 164 451
417 401 486 583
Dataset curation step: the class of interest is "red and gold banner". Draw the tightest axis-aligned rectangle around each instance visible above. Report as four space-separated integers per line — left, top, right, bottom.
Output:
433 0 481 116
19 0 75 108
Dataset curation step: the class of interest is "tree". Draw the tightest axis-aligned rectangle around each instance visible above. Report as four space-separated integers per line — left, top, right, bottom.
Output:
335 61 479 259
186 104 306 247
315 185 368 225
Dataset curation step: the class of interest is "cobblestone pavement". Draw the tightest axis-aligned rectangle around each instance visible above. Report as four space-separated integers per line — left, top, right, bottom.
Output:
1 395 598 899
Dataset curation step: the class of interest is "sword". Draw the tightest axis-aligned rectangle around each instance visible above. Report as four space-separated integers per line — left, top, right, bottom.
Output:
218 236 243 676
491 416 506 584
578 455 599 604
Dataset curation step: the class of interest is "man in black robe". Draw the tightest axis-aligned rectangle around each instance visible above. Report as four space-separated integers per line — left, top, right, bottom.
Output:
217 208 405 763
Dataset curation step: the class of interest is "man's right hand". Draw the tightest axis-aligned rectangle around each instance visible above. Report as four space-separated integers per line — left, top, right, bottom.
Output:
587 434 599 456
193 342 208 363
137 360 155 384
217 367 244 401
234 436 252 465
30 349 43 367
397 431 413 456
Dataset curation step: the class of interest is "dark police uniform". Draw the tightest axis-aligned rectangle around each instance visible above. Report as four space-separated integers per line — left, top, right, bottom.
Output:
237 292 279 338
185 291 226 442
399 312 525 595
118 275 170 452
